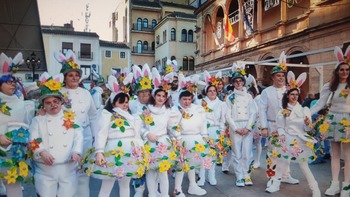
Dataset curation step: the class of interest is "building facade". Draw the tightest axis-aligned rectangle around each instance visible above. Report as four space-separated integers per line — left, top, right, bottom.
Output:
194 0 350 95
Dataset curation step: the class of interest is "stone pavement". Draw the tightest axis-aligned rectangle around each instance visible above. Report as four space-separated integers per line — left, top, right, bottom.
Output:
22 150 343 197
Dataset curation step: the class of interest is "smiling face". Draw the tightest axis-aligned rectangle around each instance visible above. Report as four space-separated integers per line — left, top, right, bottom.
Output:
0 79 17 96
179 95 192 108
272 72 286 88
64 71 81 89
154 90 167 107
287 89 299 105
206 86 217 100
114 97 129 111
337 63 350 83
43 96 62 115
233 78 244 91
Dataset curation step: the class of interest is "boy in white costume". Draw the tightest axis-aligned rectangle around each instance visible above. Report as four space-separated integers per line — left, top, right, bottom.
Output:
29 73 83 197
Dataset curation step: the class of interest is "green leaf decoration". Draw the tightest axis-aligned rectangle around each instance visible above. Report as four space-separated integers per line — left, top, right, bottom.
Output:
118 141 123 147
201 153 206 157
139 115 145 121
120 126 125 132
126 172 133 177
116 160 123 166
124 153 131 157
150 148 155 153
283 155 289 159
94 170 103 174
0 149 7 157
124 121 130 126
16 176 24 182
73 124 80 128
111 124 117 129
207 123 210 128
194 141 198 144
291 157 296 160
162 156 168 160
5 132 12 139
272 165 276 170
150 122 155 126
344 184 350 191
142 106 147 111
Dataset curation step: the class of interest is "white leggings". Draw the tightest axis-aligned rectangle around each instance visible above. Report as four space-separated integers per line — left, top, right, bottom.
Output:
174 169 197 192
98 177 131 197
146 170 169 197
5 183 22 197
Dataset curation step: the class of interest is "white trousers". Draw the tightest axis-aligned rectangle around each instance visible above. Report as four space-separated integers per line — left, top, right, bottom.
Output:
34 162 78 197
146 170 169 197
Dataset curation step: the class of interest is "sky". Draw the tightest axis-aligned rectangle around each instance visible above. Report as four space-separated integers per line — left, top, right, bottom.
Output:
37 0 116 41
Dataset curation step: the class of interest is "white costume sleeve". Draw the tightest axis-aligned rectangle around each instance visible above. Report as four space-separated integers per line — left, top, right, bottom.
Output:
225 94 238 132
24 100 35 125
198 107 208 137
276 109 286 136
259 90 269 129
72 127 84 155
310 83 331 115
303 107 313 132
219 102 227 132
167 107 182 140
94 110 111 153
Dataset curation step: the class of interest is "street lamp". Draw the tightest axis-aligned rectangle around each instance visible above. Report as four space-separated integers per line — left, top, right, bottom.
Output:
26 52 41 81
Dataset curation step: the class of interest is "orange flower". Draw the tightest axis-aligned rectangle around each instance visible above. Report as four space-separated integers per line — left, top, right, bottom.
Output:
29 139 40 152
63 119 74 129
266 168 275 178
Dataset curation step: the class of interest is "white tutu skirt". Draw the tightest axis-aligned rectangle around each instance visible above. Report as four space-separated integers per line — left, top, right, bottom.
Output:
146 135 175 172
324 112 350 142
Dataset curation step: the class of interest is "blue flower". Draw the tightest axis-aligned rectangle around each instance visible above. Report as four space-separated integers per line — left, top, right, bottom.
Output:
11 144 25 161
11 127 30 143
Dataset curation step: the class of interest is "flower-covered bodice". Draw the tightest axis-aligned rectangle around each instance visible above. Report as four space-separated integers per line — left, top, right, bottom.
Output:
177 104 208 136
201 97 226 130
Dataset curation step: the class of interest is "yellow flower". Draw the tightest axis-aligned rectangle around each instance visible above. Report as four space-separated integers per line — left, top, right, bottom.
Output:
182 163 190 172
219 135 225 143
169 151 177 160
159 160 171 173
266 157 272 166
218 154 223 163
44 80 62 91
291 139 298 146
67 61 80 69
144 144 151 153
64 111 75 120
305 141 314 149
113 147 125 157
140 77 152 89
18 161 29 177
341 138 350 143
340 119 350 127
209 149 216 157
271 150 279 158
183 113 191 119
4 169 18 184
195 143 205 152
115 119 125 127
144 116 154 125
1 104 7 113
86 166 93 176
165 65 174 73
136 166 145 178
280 63 287 71
340 89 348 97
237 68 246 76
227 139 232 147
319 122 329 133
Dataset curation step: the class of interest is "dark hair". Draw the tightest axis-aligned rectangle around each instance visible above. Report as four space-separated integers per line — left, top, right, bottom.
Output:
247 86 258 97
282 88 302 109
0 75 16 86
179 89 193 99
104 93 129 112
149 89 170 108
329 63 350 92
202 84 217 96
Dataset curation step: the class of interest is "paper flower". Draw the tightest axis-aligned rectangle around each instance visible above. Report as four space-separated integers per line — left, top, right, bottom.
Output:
44 79 62 91
18 161 29 177
194 143 205 152
158 160 171 173
4 169 18 184
29 138 42 152
140 77 152 89
0 101 11 116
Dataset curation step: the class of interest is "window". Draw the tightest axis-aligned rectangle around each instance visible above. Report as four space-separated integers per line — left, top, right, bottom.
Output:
156 35 160 45
181 29 187 42
80 43 91 59
188 30 193 42
152 19 157 28
151 42 155 51
120 52 126 59
143 18 148 28
80 65 92 80
143 41 148 50
171 28 176 41
189 56 194 70
105 50 111 58
163 30 167 43
137 18 142 30
183 56 188 70
62 42 73 54
137 40 142 53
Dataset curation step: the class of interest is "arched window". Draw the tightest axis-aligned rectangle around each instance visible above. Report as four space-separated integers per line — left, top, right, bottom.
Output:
143 41 148 50
143 18 148 28
181 29 187 42
189 56 194 70
183 56 188 70
188 30 193 42
171 28 176 41
137 18 142 30
152 19 157 28
151 42 155 51
137 40 142 53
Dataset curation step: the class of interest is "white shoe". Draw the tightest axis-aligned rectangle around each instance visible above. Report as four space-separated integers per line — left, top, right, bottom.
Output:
197 178 205 186
325 181 340 196
236 179 245 187
281 176 299 184
188 185 207 196
340 182 349 197
208 175 217 186
244 177 253 186
173 190 186 197
265 179 281 193
253 161 260 169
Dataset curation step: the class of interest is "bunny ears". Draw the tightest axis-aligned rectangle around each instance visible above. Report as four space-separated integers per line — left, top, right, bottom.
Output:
165 59 178 74
151 67 174 96
132 64 153 93
38 72 64 103
0 52 24 77
334 46 350 68
231 62 247 83
271 51 287 74
286 71 307 91
54 50 82 76
203 70 223 87
107 73 133 104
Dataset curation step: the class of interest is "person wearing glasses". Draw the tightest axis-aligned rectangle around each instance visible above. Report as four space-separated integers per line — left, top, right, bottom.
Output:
0 52 35 197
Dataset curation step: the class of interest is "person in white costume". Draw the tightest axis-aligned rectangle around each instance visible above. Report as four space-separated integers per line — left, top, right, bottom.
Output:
141 68 181 197
197 70 227 186
259 52 299 186
29 72 83 197
310 46 350 197
80 75 147 197
0 52 35 197
265 71 321 197
173 74 214 197
54 50 97 197
225 63 257 187
165 59 180 107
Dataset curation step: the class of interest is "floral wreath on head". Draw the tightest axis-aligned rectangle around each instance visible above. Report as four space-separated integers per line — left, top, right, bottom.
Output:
165 59 178 74
107 73 133 104
111 68 133 95
151 67 174 96
132 64 153 93
38 72 64 103
0 52 24 76
271 51 288 74
230 62 247 83
54 50 81 76
203 70 223 88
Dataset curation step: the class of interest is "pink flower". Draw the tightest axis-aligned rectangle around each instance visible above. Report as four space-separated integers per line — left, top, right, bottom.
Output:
282 145 288 153
132 147 143 159
156 142 168 155
203 157 212 169
149 155 157 164
114 168 125 179
290 146 302 157
193 153 201 160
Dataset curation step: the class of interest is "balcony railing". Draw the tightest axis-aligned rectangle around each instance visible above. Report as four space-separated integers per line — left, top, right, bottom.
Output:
131 24 155 32
78 52 93 60
131 46 155 54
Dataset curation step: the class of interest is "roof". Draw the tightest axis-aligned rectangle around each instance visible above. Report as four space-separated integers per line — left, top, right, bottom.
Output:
132 0 161 8
160 1 195 10
42 27 99 38
167 11 196 19
99 40 130 49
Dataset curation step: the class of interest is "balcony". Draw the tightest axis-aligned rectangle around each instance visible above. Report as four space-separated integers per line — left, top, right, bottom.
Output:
131 24 155 32
131 46 155 55
78 51 93 60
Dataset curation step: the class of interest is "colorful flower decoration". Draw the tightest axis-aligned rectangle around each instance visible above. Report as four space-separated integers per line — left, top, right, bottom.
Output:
203 70 223 88
271 51 288 74
151 67 174 95
177 73 203 95
201 100 213 112
132 64 153 93
5 127 30 143
339 86 349 98
140 106 155 126
111 112 130 132
38 72 64 103
29 138 42 152
286 71 307 91
107 72 133 104
178 106 192 119
165 59 178 74
0 52 24 76
62 110 80 130
172 124 181 132
54 50 82 75
0 100 12 116
282 109 291 117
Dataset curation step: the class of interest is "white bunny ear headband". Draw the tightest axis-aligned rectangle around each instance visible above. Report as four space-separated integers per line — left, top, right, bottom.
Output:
54 49 82 76
286 71 307 91
177 74 202 95
38 72 64 103
0 52 24 77
203 70 223 92
334 46 350 68
107 73 133 104
151 67 174 97
165 59 178 74
132 64 153 93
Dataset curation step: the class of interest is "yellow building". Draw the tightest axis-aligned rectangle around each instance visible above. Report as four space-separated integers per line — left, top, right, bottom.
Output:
194 0 350 95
